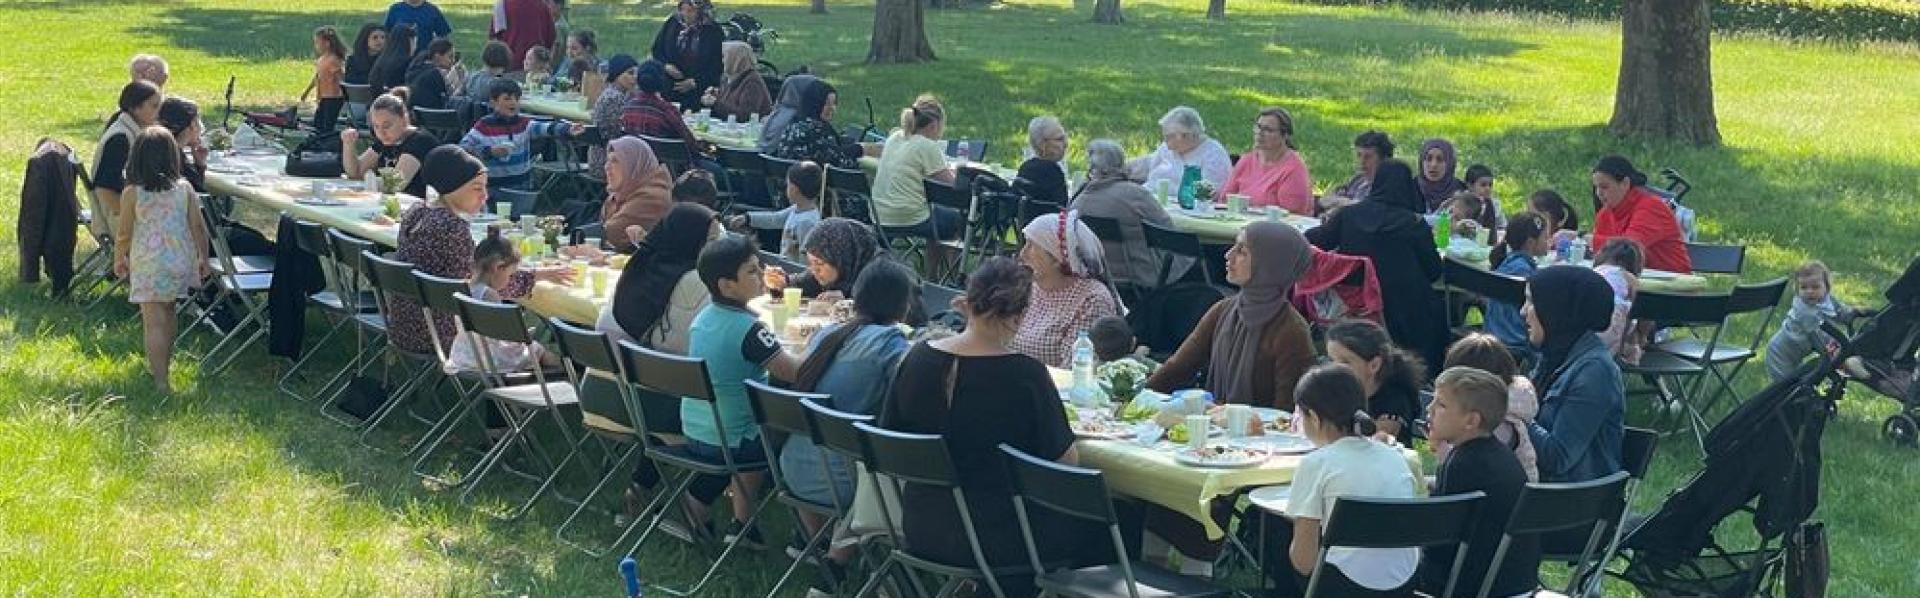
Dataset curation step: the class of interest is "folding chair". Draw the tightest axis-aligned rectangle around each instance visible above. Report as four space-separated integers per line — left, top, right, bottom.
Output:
640 134 694 177
942 139 990 163
1441 255 1526 333
412 107 466 146
176 195 274 376
758 153 802 211
410 270 512 480
1483 472 1630 598
552 319 650 556
920 176 974 285
850 422 1028 598
714 146 768 213
73 161 126 308
1684 242 1746 277
533 124 600 207
1650 278 1789 414
277 222 379 403
746 380 853 598
1001 444 1231 598
1621 289 1733 448
1079 214 1142 306
343 83 375 130
619 343 775 597
1142 220 1230 294
920 280 965 332
1557 427 1659 596
826 164 875 226
1305 492 1485 597
335 251 436 444
491 187 539 221
447 293 587 520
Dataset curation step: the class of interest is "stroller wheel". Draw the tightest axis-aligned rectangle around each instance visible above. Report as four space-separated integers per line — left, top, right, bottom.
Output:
1883 413 1919 447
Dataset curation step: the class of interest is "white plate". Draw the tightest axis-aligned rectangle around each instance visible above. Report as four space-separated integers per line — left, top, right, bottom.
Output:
1174 446 1267 469
1071 421 1133 440
1247 484 1291 514
1236 433 1315 455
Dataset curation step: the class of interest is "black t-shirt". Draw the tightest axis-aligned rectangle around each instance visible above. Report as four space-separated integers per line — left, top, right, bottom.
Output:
370 130 439 197
93 134 129 192
1370 379 1421 446
880 343 1076 567
1016 158 1070 207
1423 435 1538 598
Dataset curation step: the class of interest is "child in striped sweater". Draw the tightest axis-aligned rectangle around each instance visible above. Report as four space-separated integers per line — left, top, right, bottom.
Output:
459 78 583 208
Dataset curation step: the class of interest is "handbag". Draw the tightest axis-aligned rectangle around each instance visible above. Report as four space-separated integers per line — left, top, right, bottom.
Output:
285 129 344 178
1784 520 1829 598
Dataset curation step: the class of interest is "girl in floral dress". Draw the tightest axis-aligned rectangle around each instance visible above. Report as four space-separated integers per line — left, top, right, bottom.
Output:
113 126 208 394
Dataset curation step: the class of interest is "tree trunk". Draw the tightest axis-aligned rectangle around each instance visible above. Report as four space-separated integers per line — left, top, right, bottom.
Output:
1207 0 1226 20
811 0 828 14
869 0 937 64
1608 0 1721 145
1093 0 1124 24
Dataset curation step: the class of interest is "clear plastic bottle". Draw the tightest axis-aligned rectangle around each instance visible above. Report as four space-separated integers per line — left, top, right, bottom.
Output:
1070 331 1097 406
956 141 971 163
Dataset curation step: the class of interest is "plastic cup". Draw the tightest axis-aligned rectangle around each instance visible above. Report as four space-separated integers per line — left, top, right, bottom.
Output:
1265 206 1283 222
589 267 609 297
609 254 630 270
1184 414 1210 450
783 287 803 312
493 202 511 219
1225 404 1252 439
584 237 603 250
1228 194 1249 214
571 259 590 284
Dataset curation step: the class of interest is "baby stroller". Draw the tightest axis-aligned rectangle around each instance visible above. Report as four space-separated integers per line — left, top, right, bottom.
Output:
1607 319 1849 597
1839 256 1920 444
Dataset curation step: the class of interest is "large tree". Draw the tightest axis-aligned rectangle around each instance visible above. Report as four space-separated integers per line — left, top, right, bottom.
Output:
869 0 936 64
1207 0 1226 20
1094 0 1124 24
811 0 827 14
1609 0 1721 145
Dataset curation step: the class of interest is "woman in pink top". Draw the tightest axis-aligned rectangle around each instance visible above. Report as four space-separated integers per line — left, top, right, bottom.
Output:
1220 107 1314 214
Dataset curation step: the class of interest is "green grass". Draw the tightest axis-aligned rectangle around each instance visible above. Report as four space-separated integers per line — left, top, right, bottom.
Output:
2 0 1918 595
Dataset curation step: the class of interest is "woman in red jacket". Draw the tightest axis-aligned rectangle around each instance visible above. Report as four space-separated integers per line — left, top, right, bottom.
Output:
1589 155 1691 274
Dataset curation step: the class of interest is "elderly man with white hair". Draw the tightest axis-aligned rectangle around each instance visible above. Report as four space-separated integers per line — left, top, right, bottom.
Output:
129 54 169 89
1016 115 1071 206
1129 105 1232 200
1072 138 1190 288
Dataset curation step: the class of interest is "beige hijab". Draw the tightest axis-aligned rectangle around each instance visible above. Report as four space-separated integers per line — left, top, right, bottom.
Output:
1206 222 1312 405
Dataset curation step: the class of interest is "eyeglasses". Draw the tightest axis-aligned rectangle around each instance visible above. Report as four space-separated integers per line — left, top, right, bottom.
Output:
1254 124 1285 134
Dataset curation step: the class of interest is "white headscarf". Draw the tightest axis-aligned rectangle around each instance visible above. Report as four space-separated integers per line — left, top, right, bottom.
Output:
1022 210 1106 279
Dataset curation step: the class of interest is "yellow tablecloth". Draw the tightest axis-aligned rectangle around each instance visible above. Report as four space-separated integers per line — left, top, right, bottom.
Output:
203 150 423 248
519 92 759 150
1167 209 1321 244
522 279 610 325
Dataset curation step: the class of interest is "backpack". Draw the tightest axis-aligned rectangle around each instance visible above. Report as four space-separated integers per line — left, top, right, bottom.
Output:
285 129 344 178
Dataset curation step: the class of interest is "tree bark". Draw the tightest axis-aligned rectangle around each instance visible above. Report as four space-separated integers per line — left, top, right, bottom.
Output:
1609 0 1721 145
1207 0 1226 20
869 0 937 64
1094 0 1124 24
811 0 828 14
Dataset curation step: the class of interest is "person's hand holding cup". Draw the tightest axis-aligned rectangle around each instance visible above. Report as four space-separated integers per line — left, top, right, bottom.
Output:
763 266 788 293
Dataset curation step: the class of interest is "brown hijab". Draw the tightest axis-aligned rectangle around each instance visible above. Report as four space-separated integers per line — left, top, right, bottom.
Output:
1206 221 1313 404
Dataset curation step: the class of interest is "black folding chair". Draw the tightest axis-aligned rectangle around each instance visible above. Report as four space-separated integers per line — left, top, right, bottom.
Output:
176 195 274 376
412 107 465 145
343 83 375 129
640 134 694 177
920 281 965 332
278 222 379 403
1001 445 1230 598
826 164 875 226
1077 214 1143 307
619 343 774 596
850 422 1027 598
943 139 990 163
551 318 648 556
1650 278 1789 415
1684 242 1746 277
1441 255 1526 333
746 380 852 598
1557 427 1659 596
342 251 441 444
409 271 506 479
1622 289 1733 448
759 153 803 210
1305 492 1485 597
448 293 587 520
1484 472 1630 598
1142 220 1228 294
715 146 770 213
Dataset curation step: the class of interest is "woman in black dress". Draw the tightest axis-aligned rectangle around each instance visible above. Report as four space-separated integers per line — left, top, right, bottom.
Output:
1306 159 1449 372
649 0 725 108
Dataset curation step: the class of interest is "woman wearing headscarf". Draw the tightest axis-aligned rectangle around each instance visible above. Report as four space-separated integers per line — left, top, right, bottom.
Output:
1416 138 1466 213
766 75 860 169
1307 159 1449 372
702 41 771 121
600 136 675 251
1071 139 1185 288
1141 221 1317 571
591 203 719 513
368 23 416 96
762 217 879 299
1008 211 1122 368
589 54 639 177
1523 265 1625 484
650 0 725 108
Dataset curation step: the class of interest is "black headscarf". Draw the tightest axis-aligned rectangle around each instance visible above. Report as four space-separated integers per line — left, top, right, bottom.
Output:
635 60 671 95
421 145 484 196
1365 159 1426 214
796 79 836 124
1527 265 1616 389
605 54 639 84
760 74 824 149
613 203 715 339
370 23 416 92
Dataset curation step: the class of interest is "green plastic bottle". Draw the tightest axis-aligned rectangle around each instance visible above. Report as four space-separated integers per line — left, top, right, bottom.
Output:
1177 165 1202 210
1434 213 1452 249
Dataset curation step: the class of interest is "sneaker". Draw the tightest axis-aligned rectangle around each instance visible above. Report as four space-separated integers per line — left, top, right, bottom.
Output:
724 519 768 551
804 560 848 598
785 529 821 563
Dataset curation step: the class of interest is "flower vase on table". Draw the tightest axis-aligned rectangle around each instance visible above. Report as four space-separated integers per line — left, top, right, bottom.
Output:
538 216 568 254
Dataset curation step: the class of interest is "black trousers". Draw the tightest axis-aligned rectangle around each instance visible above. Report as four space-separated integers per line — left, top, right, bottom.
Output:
312 97 345 133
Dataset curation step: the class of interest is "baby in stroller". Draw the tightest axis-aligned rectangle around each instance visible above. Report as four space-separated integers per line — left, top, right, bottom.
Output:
1836 257 1920 438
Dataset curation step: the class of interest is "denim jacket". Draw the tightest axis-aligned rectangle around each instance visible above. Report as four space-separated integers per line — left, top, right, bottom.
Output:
1485 252 1537 353
1526 332 1624 483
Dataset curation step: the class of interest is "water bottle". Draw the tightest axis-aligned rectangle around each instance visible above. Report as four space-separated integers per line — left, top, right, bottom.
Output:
1177 165 1203 211
1433 213 1452 250
1070 331 1097 407
1554 236 1572 263
955 141 971 163
1570 237 1590 264
620 557 642 597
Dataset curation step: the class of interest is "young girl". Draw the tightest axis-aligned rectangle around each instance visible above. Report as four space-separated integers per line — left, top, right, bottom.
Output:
302 26 349 133
738 161 825 261
1263 363 1419 595
1591 238 1646 364
1462 164 1503 230
446 227 558 375
1431 333 1540 482
113 126 208 394
1527 189 1582 246
1325 320 1424 446
1486 212 1551 353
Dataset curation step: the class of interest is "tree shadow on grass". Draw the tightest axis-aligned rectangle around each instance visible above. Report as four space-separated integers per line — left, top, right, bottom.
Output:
128 8 397 64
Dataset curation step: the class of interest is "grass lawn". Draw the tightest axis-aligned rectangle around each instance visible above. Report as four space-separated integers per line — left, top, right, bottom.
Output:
1 0 1917 595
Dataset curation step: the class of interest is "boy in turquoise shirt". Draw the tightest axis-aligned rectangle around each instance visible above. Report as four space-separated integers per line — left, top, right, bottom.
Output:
681 235 800 546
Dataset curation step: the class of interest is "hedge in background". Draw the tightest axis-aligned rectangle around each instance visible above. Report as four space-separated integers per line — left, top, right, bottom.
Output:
1302 0 1920 44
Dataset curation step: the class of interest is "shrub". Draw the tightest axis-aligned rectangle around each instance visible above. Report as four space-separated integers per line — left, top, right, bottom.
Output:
1301 0 1920 44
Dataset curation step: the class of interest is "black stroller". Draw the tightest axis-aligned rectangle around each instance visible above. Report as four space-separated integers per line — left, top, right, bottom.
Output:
1838 256 1920 444
1608 318 1851 596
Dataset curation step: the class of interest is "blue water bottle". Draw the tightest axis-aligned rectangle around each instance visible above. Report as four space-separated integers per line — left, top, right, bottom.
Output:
621 557 641 597
1177 165 1202 210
